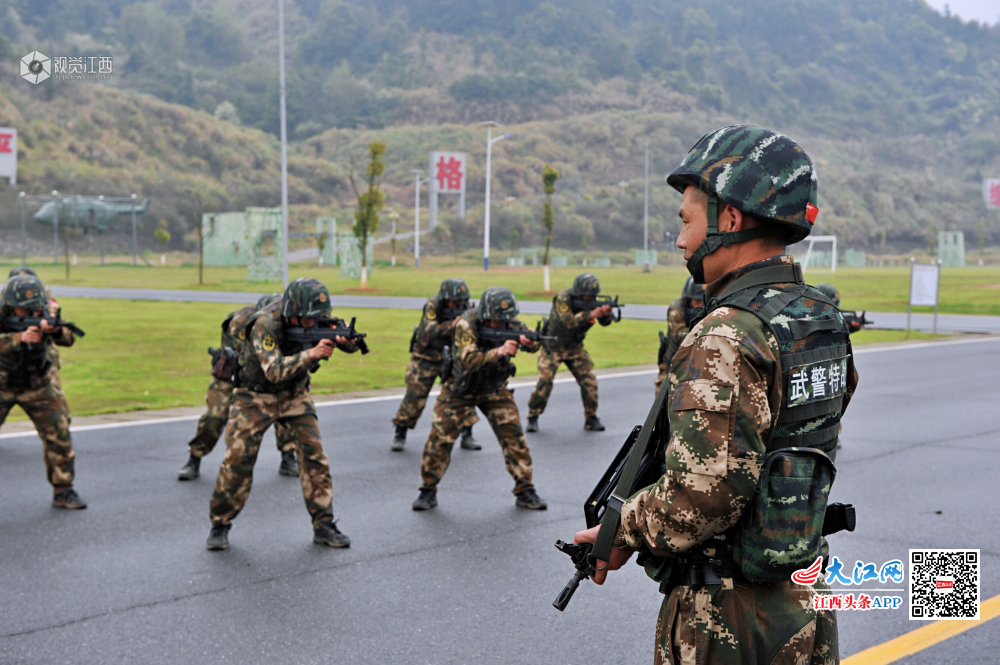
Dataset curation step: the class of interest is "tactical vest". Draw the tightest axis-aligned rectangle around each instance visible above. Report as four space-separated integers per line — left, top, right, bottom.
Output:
448 311 516 396
414 295 449 356
657 262 854 584
544 291 592 349
237 307 311 394
0 309 54 389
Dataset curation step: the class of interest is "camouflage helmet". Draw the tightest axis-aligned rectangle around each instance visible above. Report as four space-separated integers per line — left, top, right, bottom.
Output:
281 278 332 319
815 283 840 307
1 274 48 312
9 266 37 278
477 287 519 322
681 276 705 303
439 277 471 302
667 125 818 281
571 273 601 298
256 293 281 311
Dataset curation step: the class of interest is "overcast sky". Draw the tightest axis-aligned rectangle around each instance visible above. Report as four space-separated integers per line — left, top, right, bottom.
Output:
924 0 999 25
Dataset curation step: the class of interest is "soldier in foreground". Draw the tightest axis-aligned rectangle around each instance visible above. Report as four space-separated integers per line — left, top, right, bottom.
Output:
0 274 86 509
177 293 300 480
526 273 615 433
413 287 546 511
207 278 358 551
572 126 856 664
654 276 704 394
391 278 480 452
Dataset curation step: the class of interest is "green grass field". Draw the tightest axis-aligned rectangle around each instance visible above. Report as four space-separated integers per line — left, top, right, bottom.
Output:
5 257 1000 316
2 297 942 421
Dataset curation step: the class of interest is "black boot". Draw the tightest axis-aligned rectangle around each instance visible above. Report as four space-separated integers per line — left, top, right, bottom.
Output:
526 416 539 433
279 450 299 476
460 426 481 450
206 524 230 551
391 425 407 452
314 520 351 548
412 488 438 511
515 488 547 510
52 488 87 509
178 453 200 481
584 415 605 431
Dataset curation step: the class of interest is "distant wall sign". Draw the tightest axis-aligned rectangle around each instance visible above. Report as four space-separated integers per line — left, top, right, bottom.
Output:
0 127 16 184
984 179 1000 210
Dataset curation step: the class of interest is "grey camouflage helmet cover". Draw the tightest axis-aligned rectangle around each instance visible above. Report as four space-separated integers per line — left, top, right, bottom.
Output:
256 293 281 311
681 276 705 302
9 266 37 278
1 274 48 311
439 278 471 302
281 277 332 319
571 273 601 297
815 283 840 307
666 125 818 244
477 287 519 322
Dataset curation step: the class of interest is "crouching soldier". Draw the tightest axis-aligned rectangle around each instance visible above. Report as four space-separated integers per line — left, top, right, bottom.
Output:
526 273 614 432
178 293 300 480
0 274 85 509
413 287 546 512
391 278 480 451
207 278 357 551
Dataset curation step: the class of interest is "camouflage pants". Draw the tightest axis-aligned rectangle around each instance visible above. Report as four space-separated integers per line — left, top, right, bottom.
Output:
392 356 479 430
210 388 333 529
656 580 838 665
420 386 533 495
0 371 75 492
187 378 295 457
527 346 598 418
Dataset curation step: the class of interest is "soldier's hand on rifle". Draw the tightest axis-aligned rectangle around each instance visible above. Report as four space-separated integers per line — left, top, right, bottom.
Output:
497 338 521 358
308 338 336 360
573 525 633 585
20 325 43 345
596 304 613 318
39 318 57 335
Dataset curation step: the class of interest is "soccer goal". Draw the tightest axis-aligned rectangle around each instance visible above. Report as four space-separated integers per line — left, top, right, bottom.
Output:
796 235 837 273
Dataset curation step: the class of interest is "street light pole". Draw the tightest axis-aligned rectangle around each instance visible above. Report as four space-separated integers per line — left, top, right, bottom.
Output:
643 136 651 272
411 169 424 268
278 0 290 288
388 209 399 266
19 191 26 265
479 121 511 272
131 192 138 266
52 190 59 266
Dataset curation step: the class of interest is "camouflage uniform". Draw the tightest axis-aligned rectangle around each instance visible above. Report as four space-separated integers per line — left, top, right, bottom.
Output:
392 295 478 431
419 305 539 496
0 276 80 500
527 288 612 420
209 290 358 531
612 127 853 664
186 304 294 459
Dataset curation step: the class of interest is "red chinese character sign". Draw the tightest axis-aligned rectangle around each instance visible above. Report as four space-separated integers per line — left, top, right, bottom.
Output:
428 151 466 230
984 179 1000 210
0 127 16 184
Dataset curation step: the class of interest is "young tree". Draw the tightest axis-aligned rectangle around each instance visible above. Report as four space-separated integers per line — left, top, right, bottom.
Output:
349 141 386 290
540 164 559 292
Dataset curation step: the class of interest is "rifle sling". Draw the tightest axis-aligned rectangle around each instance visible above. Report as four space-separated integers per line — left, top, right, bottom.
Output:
591 376 672 566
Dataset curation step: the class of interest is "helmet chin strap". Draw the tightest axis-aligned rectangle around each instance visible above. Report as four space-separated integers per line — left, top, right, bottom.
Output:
685 194 771 284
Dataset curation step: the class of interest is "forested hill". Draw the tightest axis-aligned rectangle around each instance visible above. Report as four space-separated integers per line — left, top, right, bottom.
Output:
2 0 998 137
0 0 998 254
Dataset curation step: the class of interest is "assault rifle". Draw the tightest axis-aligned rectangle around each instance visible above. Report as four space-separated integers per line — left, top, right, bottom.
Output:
841 310 873 333
285 317 370 355
4 308 85 338
208 346 240 382
477 321 557 348
570 294 624 322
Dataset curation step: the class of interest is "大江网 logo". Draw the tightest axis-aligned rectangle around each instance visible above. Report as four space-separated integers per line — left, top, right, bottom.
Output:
20 51 51 84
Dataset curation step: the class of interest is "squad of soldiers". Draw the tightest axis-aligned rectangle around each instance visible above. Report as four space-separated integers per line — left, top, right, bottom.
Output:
2 123 865 665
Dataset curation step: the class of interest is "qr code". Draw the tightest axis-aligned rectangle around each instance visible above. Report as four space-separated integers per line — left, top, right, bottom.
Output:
909 549 980 620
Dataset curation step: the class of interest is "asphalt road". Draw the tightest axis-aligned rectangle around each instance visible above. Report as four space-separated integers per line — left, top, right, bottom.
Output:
48 286 1000 331
1 338 998 664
